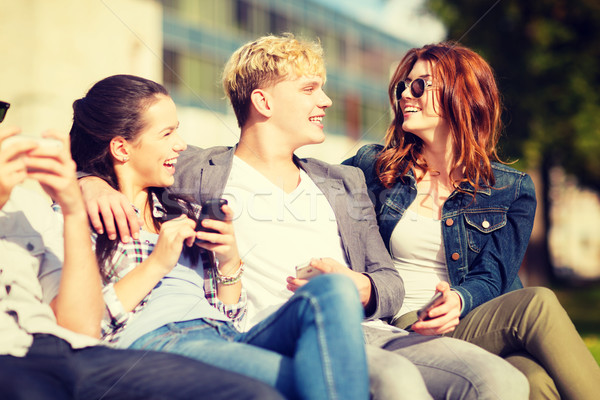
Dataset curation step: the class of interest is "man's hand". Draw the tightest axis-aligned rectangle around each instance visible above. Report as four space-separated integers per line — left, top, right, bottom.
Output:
411 281 461 335
0 126 37 208
78 176 140 242
286 257 373 307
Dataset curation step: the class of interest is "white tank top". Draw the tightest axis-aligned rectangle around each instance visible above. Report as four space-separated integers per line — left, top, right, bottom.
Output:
389 208 449 320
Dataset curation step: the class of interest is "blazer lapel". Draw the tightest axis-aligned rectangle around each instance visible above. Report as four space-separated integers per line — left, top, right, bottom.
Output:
198 147 236 203
301 160 355 266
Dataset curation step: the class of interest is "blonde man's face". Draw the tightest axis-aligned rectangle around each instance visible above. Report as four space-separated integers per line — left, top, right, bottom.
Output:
262 74 332 149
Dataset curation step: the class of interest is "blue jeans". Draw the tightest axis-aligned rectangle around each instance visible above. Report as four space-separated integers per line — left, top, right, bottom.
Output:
0 334 283 400
130 274 369 400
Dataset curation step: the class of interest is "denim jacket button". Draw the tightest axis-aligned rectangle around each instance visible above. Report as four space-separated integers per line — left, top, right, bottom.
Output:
445 218 454 227
482 220 490 229
451 252 460 261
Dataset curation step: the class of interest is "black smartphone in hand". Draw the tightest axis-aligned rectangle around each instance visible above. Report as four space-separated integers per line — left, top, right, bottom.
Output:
195 199 228 243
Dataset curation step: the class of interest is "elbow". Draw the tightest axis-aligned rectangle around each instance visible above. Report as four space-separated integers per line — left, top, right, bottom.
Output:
51 299 103 338
55 315 102 338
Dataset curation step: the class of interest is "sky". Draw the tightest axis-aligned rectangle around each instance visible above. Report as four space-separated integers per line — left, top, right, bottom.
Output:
319 0 447 45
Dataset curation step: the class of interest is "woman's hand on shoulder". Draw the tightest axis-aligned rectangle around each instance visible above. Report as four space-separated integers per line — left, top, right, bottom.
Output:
411 281 461 335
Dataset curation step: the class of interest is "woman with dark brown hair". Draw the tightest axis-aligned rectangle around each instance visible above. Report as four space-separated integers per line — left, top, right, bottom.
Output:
345 42 600 399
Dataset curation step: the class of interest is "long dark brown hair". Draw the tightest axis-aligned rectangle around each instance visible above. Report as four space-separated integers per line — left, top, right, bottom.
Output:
70 74 198 282
376 42 503 194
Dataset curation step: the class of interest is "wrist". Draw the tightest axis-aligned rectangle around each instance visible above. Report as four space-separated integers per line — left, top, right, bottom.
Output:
449 289 464 314
57 193 87 217
0 192 9 209
217 257 242 275
215 259 244 286
145 254 174 278
358 272 373 307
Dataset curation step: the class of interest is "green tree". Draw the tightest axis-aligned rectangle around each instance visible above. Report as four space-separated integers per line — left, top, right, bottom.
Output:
425 0 600 283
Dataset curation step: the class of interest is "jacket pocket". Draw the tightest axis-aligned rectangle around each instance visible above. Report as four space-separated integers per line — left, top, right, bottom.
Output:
464 210 507 253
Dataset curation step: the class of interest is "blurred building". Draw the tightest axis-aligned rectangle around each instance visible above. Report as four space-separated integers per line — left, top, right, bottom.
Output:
549 168 600 281
158 0 414 161
0 0 163 136
1 0 412 162
2 0 598 282
160 0 411 151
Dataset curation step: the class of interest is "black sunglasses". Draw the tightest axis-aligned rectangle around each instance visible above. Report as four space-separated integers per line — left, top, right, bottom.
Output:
394 78 433 101
0 101 9 123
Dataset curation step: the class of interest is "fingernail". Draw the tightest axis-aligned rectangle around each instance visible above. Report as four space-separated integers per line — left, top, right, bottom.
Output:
122 236 130 243
132 232 139 240
108 235 116 240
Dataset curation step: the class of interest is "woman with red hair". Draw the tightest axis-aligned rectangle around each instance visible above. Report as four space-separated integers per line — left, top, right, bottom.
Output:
345 42 599 399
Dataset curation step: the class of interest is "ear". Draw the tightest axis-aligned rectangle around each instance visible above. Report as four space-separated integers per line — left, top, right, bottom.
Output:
250 88 272 118
109 137 130 163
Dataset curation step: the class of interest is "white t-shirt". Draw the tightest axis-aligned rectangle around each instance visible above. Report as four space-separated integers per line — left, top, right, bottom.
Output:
224 156 347 330
389 208 449 320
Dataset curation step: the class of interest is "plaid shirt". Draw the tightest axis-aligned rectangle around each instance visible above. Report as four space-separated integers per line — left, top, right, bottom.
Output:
99 192 246 343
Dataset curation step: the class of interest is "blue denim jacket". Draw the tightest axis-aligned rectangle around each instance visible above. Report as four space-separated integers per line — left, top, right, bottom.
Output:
344 144 537 316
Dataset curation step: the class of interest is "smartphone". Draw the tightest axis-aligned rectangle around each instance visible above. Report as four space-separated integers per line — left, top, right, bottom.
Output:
295 261 324 280
1 135 63 151
416 292 444 321
195 199 228 243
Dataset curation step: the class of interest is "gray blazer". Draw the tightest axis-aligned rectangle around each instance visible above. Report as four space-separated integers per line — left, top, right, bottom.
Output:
169 145 404 321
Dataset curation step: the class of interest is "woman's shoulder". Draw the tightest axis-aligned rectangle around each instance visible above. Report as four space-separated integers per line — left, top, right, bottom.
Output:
490 162 535 194
343 144 384 168
342 143 384 179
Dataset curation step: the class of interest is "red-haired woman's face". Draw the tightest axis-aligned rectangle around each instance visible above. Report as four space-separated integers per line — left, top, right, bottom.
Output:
398 59 449 146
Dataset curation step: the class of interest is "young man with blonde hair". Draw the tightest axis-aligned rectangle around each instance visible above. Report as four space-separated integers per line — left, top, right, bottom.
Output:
80 34 529 399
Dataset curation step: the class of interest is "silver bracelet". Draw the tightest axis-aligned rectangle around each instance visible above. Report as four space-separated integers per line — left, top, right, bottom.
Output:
215 260 244 285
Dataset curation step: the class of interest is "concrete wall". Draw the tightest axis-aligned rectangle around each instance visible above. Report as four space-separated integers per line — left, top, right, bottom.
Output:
0 0 162 135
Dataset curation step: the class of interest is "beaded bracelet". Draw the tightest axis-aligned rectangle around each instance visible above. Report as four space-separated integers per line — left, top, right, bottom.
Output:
215 260 244 286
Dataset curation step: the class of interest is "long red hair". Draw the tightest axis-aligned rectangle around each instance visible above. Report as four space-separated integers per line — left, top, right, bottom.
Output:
376 42 502 194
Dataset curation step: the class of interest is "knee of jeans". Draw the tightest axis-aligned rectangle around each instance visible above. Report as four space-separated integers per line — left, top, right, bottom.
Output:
523 365 559 399
310 274 360 302
522 286 561 315
479 360 530 400
368 351 421 385
503 364 530 399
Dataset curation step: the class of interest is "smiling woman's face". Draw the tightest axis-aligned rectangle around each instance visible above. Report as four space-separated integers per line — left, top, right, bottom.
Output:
398 59 449 146
126 95 186 190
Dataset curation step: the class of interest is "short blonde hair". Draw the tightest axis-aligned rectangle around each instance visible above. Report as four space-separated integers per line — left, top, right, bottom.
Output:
222 33 326 127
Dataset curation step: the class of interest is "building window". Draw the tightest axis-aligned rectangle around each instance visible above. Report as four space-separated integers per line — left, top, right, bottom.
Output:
268 10 288 35
235 0 250 31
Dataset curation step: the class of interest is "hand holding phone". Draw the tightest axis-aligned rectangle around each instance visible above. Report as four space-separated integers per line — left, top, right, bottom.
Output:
416 292 444 321
195 199 228 243
1 135 63 151
295 261 324 280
